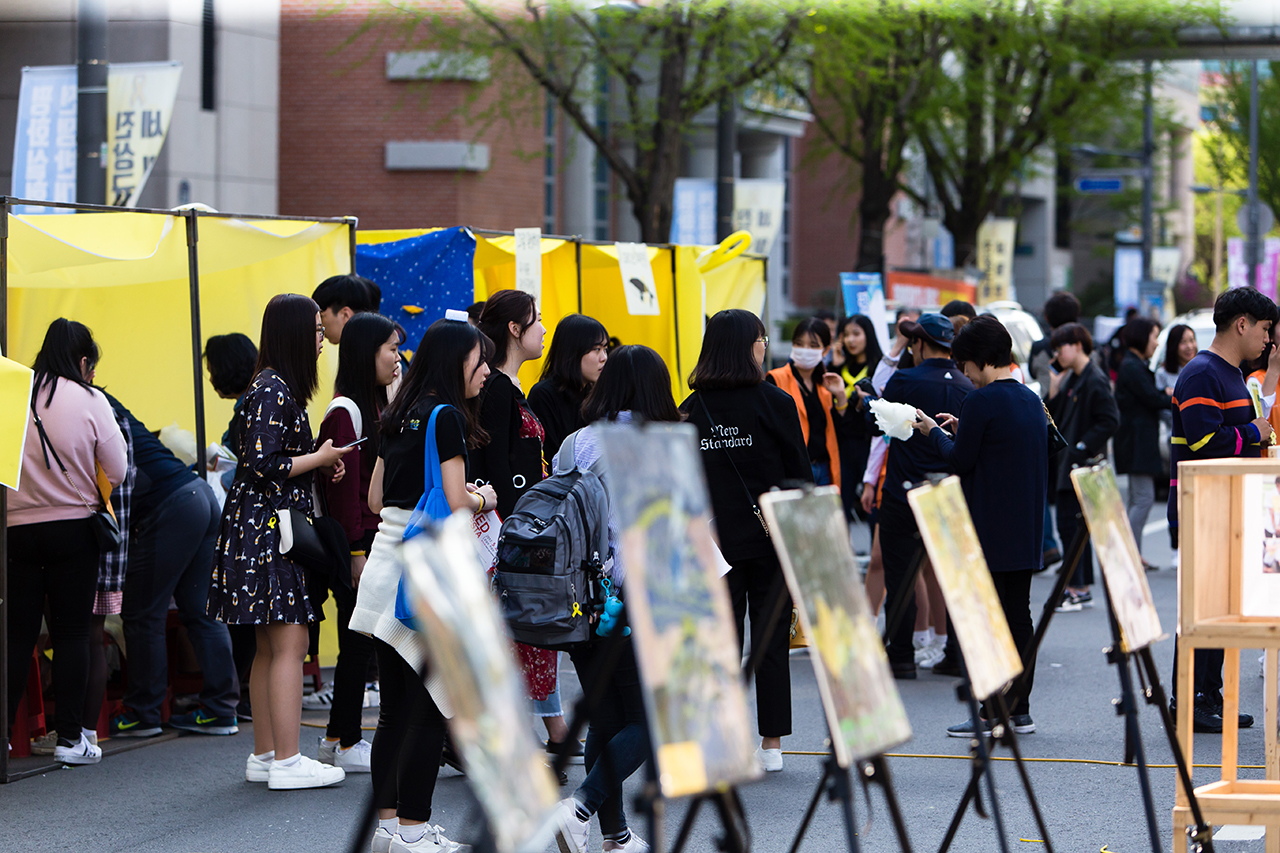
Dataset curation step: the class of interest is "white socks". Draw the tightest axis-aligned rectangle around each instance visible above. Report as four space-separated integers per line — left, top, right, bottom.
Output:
379 818 398 834
398 823 426 844
272 753 301 768
253 750 275 761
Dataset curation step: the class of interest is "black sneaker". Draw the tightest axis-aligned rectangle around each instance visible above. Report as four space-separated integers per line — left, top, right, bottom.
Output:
545 738 586 765
1204 694 1255 729
1185 701 1224 733
1009 714 1035 734
890 662 917 680
932 656 963 677
1075 589 1094 607
947 718 994 738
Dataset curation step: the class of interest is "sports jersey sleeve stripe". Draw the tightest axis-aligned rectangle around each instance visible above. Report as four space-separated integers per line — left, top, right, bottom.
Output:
1177 395 1253 411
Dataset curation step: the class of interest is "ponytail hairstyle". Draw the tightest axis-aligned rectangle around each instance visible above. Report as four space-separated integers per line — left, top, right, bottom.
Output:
31 318 100 406
334 312 402 459
477 289 537 369
382 318 494 448
254 293 322 407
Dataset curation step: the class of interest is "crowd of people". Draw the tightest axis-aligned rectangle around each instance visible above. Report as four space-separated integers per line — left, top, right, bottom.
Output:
9 274 1277 851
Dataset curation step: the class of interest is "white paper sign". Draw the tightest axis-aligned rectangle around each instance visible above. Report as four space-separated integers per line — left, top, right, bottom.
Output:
107 61 182 207
616 242 659 315
514 227 542 304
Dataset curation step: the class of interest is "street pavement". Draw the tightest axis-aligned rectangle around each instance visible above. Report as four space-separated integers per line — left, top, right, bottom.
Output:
1 476 1273 853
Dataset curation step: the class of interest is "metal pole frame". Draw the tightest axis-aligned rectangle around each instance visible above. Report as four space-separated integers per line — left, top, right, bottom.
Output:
1140 60 1154 282
669 247 681 392
1 199 9 783
346 216 359 275
1247 60 1261 289
185 210 208 476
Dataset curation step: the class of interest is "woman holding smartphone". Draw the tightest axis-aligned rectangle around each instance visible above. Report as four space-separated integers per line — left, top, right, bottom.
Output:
311 312 404 774
209 293 353 790
351 316 497 853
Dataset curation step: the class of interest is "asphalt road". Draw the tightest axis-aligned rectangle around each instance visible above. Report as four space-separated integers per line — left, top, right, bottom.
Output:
1 476 1273 853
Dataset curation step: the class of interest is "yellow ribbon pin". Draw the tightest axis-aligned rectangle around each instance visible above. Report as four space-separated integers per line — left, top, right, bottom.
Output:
571 602 583 617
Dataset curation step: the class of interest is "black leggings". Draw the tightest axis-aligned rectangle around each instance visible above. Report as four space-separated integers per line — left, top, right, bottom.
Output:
370 640 446 822
6 519 99 740
726 553 792 738
308 576 377 746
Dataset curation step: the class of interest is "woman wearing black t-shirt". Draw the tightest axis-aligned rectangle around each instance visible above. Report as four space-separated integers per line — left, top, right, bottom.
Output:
350 318 496 853
528 313 609 461
473 290 576 760
680 309 811 773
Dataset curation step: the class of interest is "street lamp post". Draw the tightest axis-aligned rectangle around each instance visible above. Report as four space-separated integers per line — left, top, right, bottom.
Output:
1190 184 1248 294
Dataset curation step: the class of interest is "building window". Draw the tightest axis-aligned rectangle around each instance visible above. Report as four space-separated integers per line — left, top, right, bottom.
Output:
593 68 610 241
201 0 215 111
544 96 556 233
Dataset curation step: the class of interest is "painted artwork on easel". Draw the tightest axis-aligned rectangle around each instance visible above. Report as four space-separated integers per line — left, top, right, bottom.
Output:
1070 465 1165 651
907 476 1022 701
597 422 760 798
1241 473 1280 617
400 513 560 853
760 486 912 766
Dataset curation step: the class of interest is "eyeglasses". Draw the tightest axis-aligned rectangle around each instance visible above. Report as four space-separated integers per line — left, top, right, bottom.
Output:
757 337 769 346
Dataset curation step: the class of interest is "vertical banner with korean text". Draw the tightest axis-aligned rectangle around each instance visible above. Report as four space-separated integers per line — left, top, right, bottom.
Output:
107 61 182 206
10 65 78 215
976 218 1016 305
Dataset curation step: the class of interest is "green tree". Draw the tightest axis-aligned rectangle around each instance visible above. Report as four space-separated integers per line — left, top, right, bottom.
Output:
788 0 947 273
907 0 1215 267
1202 61 1280 235
352 0 803 243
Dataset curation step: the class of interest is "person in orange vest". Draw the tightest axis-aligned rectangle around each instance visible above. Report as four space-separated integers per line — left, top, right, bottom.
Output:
767 317 850 487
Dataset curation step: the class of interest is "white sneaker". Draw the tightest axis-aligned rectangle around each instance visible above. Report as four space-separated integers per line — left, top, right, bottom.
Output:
31 731 58 755
389 825 471 852
364 684 381 708
246 751 274 782
318 736 338 765
302 686 334 709
604 833 650 852
371 827 395 853
82 729 99 747
754 746 783 772
267 754 345 789
335 739 373 772
54 732 102 765
554 798 590 853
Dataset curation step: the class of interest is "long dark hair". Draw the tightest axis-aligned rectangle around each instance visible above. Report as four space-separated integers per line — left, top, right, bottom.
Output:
255 294 322 407
334 313 402 459
477 289 537 369
837 314 884 371
1164 324 1194 374
382 318 493 448
540 314 609 392
688 309 766 391
32 318 99 407
582 345 680 424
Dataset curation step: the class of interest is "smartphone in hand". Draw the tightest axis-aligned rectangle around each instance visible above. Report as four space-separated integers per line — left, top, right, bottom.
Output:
336 436 369 450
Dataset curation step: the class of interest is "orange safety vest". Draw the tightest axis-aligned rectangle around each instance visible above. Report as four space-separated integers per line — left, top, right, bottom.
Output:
768 365 842 489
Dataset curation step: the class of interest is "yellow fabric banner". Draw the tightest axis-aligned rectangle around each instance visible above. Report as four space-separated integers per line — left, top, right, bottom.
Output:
0 355 35 490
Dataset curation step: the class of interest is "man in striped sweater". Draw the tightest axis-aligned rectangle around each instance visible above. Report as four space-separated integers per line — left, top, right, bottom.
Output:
1170 286 1278 732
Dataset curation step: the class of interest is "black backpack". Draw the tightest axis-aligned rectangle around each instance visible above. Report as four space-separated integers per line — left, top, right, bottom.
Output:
491 430 611 650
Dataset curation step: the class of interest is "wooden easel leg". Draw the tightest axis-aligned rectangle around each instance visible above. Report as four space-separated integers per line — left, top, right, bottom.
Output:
1176 643 1195 804
1171 810 1187 853
1223 647 1240 784
1266 648 1277 782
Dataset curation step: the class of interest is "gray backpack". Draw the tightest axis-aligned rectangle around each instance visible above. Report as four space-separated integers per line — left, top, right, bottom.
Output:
491 430 611 650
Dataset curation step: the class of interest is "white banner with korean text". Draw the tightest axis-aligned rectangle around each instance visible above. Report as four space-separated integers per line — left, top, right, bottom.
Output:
107 61 182 207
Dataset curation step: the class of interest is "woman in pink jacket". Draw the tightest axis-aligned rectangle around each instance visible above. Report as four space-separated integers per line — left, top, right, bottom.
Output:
7 319 127 765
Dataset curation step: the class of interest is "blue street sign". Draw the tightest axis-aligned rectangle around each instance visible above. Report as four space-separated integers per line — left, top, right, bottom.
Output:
1075 176 1125 194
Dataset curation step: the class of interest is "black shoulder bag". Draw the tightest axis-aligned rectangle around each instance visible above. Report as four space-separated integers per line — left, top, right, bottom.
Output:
30 398 121 551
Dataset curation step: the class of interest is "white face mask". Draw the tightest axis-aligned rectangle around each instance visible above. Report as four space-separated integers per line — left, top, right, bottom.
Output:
791 346 825 370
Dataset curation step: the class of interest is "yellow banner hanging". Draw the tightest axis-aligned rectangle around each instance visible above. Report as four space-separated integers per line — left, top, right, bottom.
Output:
0 355 35 490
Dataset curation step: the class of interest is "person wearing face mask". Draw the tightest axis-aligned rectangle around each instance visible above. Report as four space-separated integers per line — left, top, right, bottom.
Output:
766 318 850 487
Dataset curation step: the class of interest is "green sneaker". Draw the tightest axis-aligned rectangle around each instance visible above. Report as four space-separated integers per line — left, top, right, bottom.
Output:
170 707 238 736
109 708 162 738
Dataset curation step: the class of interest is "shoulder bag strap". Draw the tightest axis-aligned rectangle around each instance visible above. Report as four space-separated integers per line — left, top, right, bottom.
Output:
423 404 447 496
698 395 769 537
30 393 97 513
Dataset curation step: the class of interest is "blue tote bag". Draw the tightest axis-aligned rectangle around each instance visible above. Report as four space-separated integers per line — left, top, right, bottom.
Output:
394 404 454 625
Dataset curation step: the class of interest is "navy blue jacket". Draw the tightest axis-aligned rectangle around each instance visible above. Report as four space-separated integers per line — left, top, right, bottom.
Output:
881 358 974 506
104 392 198 521
929 379 1047 573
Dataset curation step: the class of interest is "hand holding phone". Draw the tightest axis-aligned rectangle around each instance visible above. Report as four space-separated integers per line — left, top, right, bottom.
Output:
337 436 368 450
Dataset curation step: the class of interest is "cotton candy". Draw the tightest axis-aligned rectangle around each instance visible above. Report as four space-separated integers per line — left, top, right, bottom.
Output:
868 398 919 441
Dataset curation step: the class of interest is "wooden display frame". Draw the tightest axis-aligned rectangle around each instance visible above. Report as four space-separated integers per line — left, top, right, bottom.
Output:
1174 458 1280 852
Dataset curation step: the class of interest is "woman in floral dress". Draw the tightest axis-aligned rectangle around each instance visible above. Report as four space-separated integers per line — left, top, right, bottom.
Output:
209 293 352 791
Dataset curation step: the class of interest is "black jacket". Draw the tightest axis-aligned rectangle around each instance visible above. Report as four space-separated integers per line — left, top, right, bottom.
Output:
1113 350 1171 476
1046 361 1120 492
527 378 587 464
470 372 546 519
680 383 812 563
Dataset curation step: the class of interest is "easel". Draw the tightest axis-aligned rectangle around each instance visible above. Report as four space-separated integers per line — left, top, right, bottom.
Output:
786 750 913 853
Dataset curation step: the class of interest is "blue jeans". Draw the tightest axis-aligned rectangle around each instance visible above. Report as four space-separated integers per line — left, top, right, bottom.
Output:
811 461 833 487
122 480 239 723
568 638 649 835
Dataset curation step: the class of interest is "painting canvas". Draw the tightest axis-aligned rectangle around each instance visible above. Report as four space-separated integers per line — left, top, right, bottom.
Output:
1070 466 1165 651
597 422 760 798
1241 473 1280 617
400 513 559 853
907 476 1022 701
759 487 912 766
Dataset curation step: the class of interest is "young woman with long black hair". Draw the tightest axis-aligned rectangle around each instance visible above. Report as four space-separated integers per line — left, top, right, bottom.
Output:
8 319 128 766
830 314 883 520
680 309 811 772
208 293 353 790
552 345 678 853
528 313 609 460
351 317 497 853
473 290 575 762
310 312 404 774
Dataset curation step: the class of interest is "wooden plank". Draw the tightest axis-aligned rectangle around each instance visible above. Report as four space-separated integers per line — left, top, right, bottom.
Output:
1192 475 1233 624
1268 648 1277 782
1177 644 1194 806
1224 646 1241 781
1231 478 1244 616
